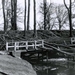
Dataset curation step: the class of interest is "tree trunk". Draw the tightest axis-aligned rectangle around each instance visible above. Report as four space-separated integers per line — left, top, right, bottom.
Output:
33 0 37 38
11 0 17 30
2 0 7 32
14 0 17 30
43 0 47 30
59 20 62 30
11 0 14 30
63 0 72 37
24 0 26 36
27 0 30 30
69 0 72 37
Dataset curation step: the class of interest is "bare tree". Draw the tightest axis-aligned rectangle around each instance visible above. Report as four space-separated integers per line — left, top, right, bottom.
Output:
55 5 68 30
2 0 24 31
43 0 47 30
63 0 72 37
27 0 30 30
38 2 55 30
2 0 7 31
33 0 37 37
46 3 56 30
11 0 17 30
6 1 11 30
24 0 26 36
14 0 17 30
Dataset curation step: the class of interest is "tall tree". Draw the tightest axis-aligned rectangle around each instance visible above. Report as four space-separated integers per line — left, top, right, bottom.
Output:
55 5 68 30
2 0 7 31
14 0 17 30
6 0 11 30
38 3 55 30
33 0 37 37
27 0 30 30
63 0 72 37
43 0 47 30
11 0 17 30
24 0 26 36
46 3 55 30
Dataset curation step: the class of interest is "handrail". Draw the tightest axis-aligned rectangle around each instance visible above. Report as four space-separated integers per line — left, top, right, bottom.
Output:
71 37 75 44
6 40 44 52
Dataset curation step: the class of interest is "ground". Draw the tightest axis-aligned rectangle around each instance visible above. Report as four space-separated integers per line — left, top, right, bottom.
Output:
0 54 36 75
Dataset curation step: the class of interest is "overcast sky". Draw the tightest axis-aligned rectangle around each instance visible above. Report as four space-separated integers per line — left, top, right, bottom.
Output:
0 0 75 30
18 0 75 30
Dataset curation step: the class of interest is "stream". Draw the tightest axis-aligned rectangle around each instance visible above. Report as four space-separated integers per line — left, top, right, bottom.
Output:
33 58 75 75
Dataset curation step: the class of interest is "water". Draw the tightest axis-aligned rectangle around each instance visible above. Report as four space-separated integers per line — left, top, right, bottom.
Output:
34 58 75 75
36 65 75 75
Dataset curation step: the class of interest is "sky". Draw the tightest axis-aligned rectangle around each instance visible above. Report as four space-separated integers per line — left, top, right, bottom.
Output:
0 0 75 30
18 0 75 30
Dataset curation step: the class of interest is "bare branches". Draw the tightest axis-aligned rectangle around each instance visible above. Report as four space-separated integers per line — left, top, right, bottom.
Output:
63 0 72 37
24 0 27 36
63 0 69 11
39 2 56 30
55 5 68 30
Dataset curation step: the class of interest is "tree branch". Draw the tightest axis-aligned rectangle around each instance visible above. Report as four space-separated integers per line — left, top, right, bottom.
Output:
63 0 69 11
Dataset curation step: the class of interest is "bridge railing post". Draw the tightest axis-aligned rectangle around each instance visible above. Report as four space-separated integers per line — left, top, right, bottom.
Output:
14 42 16 51
71 37 75 44
16 42 19 50
26 41 28 49
6 42 8 51
34 40 37 49
42 40 44 47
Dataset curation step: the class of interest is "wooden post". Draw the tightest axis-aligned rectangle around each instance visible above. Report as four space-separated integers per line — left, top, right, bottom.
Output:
46 51 48 64
73 56 75 61
46 51 48 75
37 52 40 64
67 56 70 68
42 40 44 47
6 42 8 51
16 42 19 50
14 42 16 51
34 40 37 49
26 41 28 49
42 49 43 70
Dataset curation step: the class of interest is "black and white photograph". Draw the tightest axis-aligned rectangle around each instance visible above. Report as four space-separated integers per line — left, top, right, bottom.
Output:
0 0 75 75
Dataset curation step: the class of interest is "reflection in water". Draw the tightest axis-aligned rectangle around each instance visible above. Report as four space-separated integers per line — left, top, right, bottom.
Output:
36 58 75 75
37 66 75 75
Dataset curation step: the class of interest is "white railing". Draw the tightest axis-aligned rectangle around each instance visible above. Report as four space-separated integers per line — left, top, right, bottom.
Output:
6 40 44 52
71 37 75 44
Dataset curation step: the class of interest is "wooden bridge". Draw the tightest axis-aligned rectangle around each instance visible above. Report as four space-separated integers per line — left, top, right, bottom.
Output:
6 40 44 58
6 40 44 51
5 39 75 64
